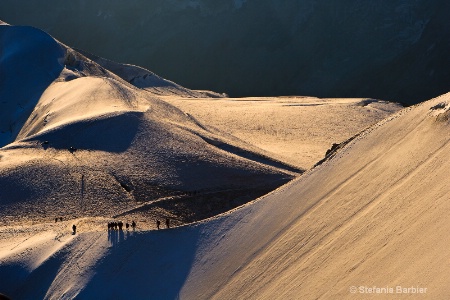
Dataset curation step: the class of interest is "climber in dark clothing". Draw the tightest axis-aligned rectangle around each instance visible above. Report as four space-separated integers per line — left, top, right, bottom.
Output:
72 224 77 234
166 218 170 229
156 220 161 230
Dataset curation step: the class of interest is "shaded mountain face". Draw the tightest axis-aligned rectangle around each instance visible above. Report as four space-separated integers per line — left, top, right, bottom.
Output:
0 25 64 147
1 0 450 104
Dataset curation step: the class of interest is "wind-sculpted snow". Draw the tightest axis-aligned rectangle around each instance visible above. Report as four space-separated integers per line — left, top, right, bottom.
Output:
1 1 449 104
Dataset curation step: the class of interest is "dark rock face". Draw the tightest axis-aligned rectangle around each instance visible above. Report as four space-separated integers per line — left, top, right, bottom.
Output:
1 1 450 104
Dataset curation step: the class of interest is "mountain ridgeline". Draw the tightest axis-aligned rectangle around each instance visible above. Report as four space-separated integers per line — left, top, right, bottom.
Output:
0 22 298 224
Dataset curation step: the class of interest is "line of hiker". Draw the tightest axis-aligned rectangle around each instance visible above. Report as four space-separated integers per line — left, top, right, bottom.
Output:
108 220 136 231
156 218 170 230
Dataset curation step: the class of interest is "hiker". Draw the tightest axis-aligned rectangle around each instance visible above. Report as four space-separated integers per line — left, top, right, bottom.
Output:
126 222 129 230
108 222 111 230
156 220 161 230
118 221 123 231
55 218 58 223
131 220 136 230
166 218 170 229
114 222 118 230
60 217 63 222
72 224 77 234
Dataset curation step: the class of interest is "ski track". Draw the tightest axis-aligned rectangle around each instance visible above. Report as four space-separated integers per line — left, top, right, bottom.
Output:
45 231 105 299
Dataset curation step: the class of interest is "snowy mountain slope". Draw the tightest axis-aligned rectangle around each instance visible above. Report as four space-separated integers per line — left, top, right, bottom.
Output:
0 221 200 299
165 97 403 169
1 94 447 299
178 95 450 299
1 20 442 299
0 23 298 225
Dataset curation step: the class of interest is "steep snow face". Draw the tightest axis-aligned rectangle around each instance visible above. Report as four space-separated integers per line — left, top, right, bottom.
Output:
177 95 450 299
1 1 449 103
0 25 64 147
